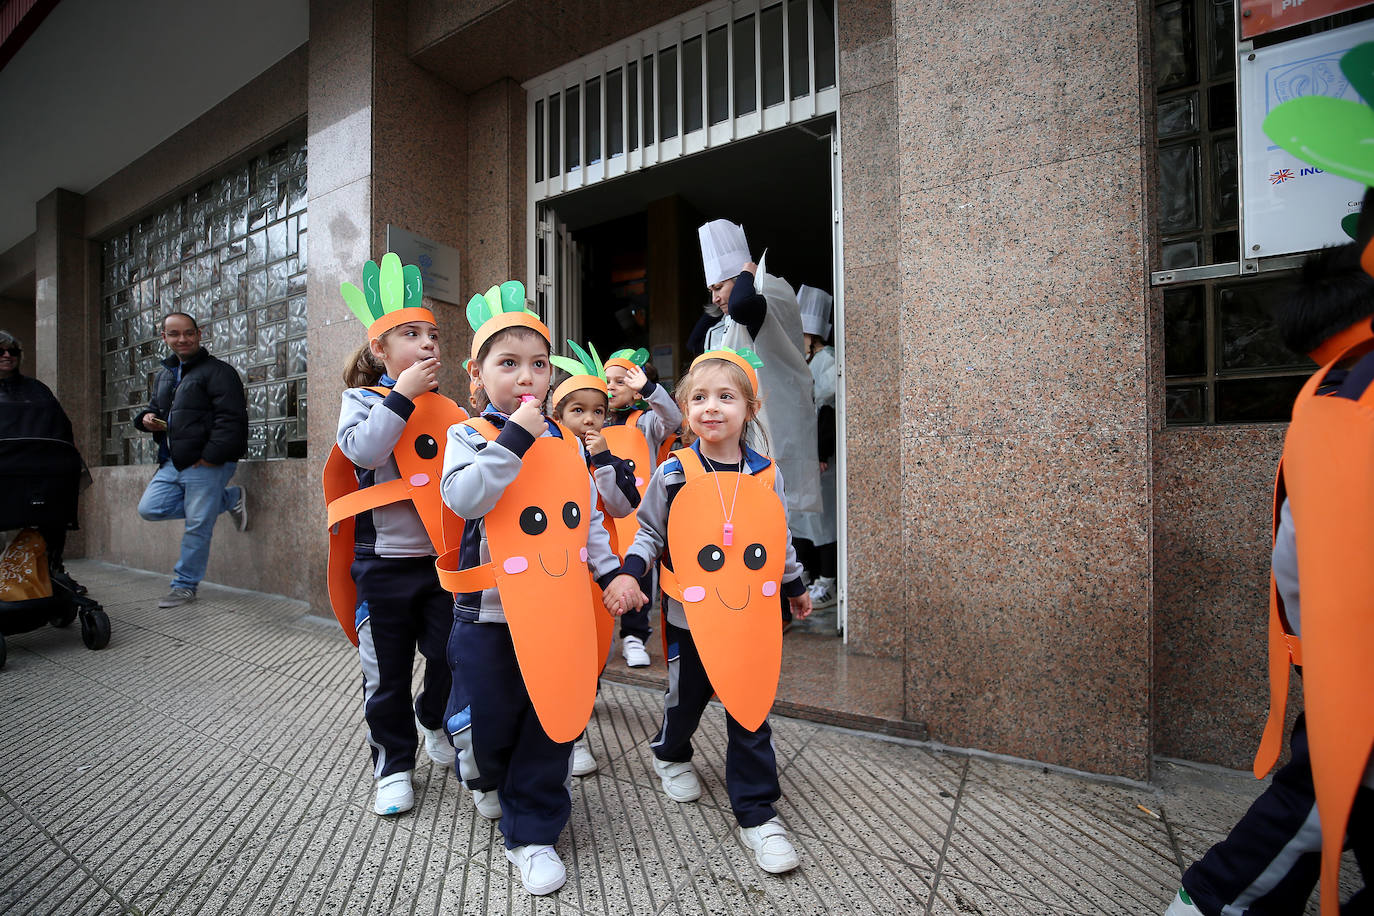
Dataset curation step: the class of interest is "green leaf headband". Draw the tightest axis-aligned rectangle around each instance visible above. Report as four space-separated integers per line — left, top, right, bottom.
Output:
604 347 649 371
551 339 610 406
466 280 551 360
340 252 433 338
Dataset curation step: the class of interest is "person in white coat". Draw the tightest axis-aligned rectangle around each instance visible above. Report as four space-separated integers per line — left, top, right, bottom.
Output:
687 220 821 537
793 285 838 610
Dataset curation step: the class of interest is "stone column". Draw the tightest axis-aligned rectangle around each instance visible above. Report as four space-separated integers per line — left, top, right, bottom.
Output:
893 0 1154 777
34 188 100 460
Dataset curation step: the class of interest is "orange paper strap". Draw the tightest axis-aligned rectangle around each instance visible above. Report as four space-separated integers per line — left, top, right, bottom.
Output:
326 477 411 528
368 306 436 339
435 549 497 593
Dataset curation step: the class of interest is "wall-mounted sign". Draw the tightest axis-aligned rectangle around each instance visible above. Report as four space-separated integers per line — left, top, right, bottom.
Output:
1241 0 1373 39
385 225 462 305
1240 20 1372 258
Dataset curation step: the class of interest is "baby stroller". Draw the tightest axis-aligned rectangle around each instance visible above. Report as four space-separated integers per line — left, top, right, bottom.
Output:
0 437 109 668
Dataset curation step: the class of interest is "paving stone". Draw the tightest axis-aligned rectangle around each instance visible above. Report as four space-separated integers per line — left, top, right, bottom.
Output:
0 561 1327 916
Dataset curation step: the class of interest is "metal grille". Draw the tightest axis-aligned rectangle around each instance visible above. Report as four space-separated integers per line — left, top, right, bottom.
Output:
99 137 308 464
525 0 837 203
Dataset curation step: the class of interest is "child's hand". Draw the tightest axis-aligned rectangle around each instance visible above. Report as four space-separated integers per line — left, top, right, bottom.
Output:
603 574 647 616
584 429 608 455
789 591 813 620
625 365 649 393
395 357 440 399
511 397 545 437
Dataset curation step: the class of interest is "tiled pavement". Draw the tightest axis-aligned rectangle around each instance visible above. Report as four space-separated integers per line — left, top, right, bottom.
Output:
0 561 1354 915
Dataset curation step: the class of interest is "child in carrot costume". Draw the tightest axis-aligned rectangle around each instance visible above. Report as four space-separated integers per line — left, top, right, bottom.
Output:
437 282 624 896
603 347 812 875
550 340 642 777
602 346 682 668
326 252 467 817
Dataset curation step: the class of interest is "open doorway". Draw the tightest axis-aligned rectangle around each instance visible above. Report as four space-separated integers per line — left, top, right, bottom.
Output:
534 116 903 728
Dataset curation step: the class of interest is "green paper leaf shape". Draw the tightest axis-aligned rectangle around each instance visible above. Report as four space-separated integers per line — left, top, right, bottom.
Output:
340 282 375 327
379 253 404 311
1263 96 1374 187
362 260 383 318
1344 212 1361 240
403 264 423 309
1342 42 1374 109
736 347 765 370
467 294 492 331
587 342 604 377
567 340 597 375
500 280 526 313
550 355 586 376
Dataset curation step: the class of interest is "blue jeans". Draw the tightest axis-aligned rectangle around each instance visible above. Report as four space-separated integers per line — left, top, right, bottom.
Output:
137 461 240 591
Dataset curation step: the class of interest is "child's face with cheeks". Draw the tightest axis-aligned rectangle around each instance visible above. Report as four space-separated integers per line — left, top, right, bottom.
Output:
557 390 608 435
604 365 634 409
371 321 438 378
685 365 750 455
474 332 551 413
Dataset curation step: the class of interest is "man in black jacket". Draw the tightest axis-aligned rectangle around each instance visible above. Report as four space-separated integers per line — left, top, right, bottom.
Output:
134 312 249 608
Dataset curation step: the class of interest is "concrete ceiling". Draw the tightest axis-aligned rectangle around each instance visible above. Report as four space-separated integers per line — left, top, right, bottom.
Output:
0 0 308 257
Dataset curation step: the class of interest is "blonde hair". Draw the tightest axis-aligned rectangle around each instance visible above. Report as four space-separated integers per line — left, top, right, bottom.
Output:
471 325 550 411
674 357 765 451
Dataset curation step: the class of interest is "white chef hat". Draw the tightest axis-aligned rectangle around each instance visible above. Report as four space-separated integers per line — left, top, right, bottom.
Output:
797 285 833 338
698 219 751 287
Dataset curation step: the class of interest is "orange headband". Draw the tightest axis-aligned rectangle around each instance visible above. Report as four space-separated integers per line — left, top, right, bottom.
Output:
369 307 437 339
690 351 759 395
470 311 552 362
604 357 638 373
553 374 609 408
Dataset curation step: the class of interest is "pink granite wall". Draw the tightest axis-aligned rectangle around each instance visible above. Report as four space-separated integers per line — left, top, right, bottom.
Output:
892 0 1155 777
1153 425 1297 769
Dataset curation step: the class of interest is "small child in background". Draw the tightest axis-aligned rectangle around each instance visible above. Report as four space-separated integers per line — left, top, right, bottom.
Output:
602 348 682 667
550 340 641 777
604 348 811 875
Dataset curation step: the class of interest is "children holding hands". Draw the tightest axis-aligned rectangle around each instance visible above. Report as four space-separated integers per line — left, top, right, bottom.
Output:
603 347 811 875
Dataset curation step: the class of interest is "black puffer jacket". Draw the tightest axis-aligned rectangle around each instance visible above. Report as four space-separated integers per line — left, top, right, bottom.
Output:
133 349 248 469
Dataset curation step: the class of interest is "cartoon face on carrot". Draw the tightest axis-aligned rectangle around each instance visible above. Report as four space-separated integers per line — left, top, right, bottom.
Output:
392 391 468 553
665 469 787 731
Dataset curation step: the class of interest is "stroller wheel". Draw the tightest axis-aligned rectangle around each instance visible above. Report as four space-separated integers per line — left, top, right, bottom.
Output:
80 609 110 650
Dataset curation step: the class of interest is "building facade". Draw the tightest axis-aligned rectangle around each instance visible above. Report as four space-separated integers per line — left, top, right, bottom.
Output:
4 0 1361 779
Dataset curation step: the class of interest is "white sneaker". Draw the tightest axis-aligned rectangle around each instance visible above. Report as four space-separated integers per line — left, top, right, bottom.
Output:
505 843 566 895
417 719 455 766
373 771 414 815
472 788 502 820
571 739 598 776
652 756 702 802
621 635 651 667
808 576 837 609
1165 888 1204 916
738 816 799 873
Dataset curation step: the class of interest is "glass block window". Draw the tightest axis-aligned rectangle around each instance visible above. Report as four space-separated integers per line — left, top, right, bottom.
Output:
100 137 308 464
1154 3 1374 424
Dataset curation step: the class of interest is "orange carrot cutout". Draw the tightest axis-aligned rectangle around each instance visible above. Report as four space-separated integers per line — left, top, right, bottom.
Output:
324 390 468 645
1256 324 1374 913
659 448 787 731
601 420 652 555
436 425 600 743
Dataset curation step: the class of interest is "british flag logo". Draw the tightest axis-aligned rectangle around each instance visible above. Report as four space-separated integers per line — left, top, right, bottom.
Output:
1270 169 1294 185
